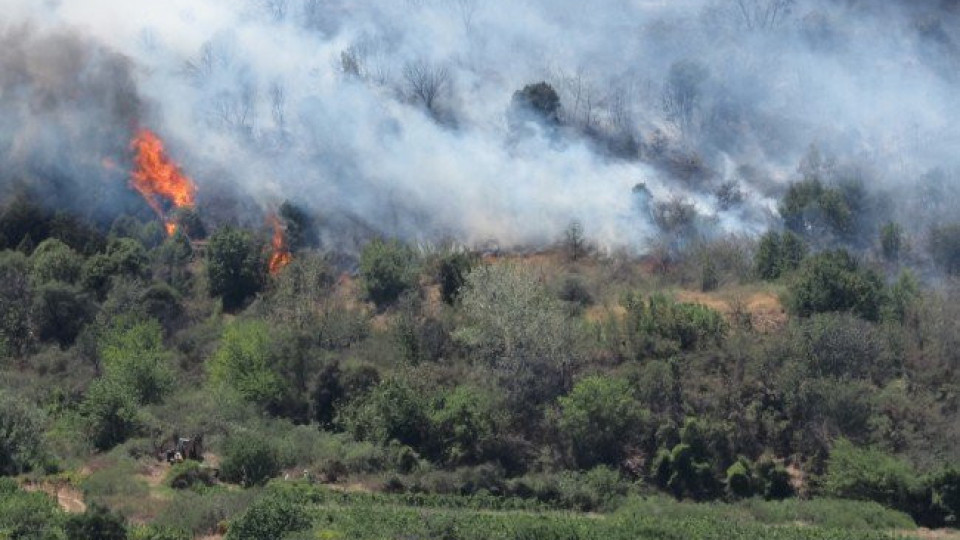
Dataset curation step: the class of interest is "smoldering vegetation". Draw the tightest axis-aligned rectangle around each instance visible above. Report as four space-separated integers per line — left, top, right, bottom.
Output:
2 0 960 255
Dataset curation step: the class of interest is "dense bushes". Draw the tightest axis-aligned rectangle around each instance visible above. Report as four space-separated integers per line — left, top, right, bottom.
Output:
558 376 648 468
220 433 281 488
787 250 884 321
359 238 419 308
225 492 310 540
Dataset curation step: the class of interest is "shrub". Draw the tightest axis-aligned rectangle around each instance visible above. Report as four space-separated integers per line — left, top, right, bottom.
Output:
220 433 280 488
0 477 64 540
207 227 265 311
558 376 647 468
430 386 500 466
166 461 217 490
623 293 727 356
99 318 174 405
224 492 310 540
29 238 82 285
81 377 141 451
129 524 191 540
209 320 287 408
0 393 46 476
823 439 919 510
30 282 93 347
726 459 754 498
64 504 127 540
340 378 430 451
436 250 474 305
787 250 884 321
359 238 418 308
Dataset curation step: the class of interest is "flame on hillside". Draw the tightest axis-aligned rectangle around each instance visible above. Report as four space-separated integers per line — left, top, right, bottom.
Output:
269 215 293 275
130 129 197 236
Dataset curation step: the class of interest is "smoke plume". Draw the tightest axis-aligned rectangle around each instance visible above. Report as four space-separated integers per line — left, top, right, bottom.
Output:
3 0 960 251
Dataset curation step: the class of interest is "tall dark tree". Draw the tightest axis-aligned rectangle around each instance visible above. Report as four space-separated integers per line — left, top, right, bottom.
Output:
207 227 265 311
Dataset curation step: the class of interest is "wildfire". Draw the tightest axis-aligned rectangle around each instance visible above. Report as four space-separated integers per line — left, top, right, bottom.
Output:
130 129 197 236
268 215 293 275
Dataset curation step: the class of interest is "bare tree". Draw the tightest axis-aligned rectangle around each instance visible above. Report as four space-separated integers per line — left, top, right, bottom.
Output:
269 81 286 131
662 59 709 137
402 59 451 115
260 0 289 22
734 0 793 30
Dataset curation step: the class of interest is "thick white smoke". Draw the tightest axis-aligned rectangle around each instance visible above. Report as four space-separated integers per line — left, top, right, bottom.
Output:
3 0 959 250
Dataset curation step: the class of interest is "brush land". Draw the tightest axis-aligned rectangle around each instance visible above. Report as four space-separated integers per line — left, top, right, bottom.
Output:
2 179 960 540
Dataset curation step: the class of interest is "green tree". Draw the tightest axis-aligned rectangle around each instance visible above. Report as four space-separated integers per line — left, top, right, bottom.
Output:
787 250 884 321
430 386 500 465
99 318 174 405
823 439 919 512
340 378 430 450
0 251 33 357
29 238 82 285
206 227 264 311
881 222 904 262
64 504 126 540
224 493 309 540
219 433 280 488
510 82 561 126
30 282 93 347
436 250 474 305
359 238 418 308
726 458 754 498
209 320 287 408
558 376 647 468
0 478 64 540
0 394 46 476
81 377 141 451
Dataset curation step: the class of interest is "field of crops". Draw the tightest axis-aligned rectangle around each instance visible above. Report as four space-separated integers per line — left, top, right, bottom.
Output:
263 484 924 540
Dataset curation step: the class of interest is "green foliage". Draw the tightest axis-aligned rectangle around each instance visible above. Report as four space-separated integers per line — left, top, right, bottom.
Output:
81 377 141 451
558 376 647 468
129 524 190 540
0 477 63 540
206 227 264 311
30 282 93 347
358 238 418 308
340 378 430 451
779 178 856 238
430 386 500 466
623 293 727 356
166 461 216 490
880 222 903 262
0 251 32 356
29 239 82 286
787 250 884 321
220 433 281 488
436 250 474 305
726 459 754 498
99 318 174 405
823 439 920 512
64 504 126 540
209 320 287 407
0 393 46 476
754 457 794 500
755 231 806 280
225 492 310 540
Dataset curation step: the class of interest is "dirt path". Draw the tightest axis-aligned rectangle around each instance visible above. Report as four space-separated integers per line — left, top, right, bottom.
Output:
23 482 86 514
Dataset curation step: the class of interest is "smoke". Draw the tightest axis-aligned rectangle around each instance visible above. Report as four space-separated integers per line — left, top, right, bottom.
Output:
3 0 960 250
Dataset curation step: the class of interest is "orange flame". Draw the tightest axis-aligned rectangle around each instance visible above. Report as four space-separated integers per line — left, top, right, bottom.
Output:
268 215 293 275
130 129 197 236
